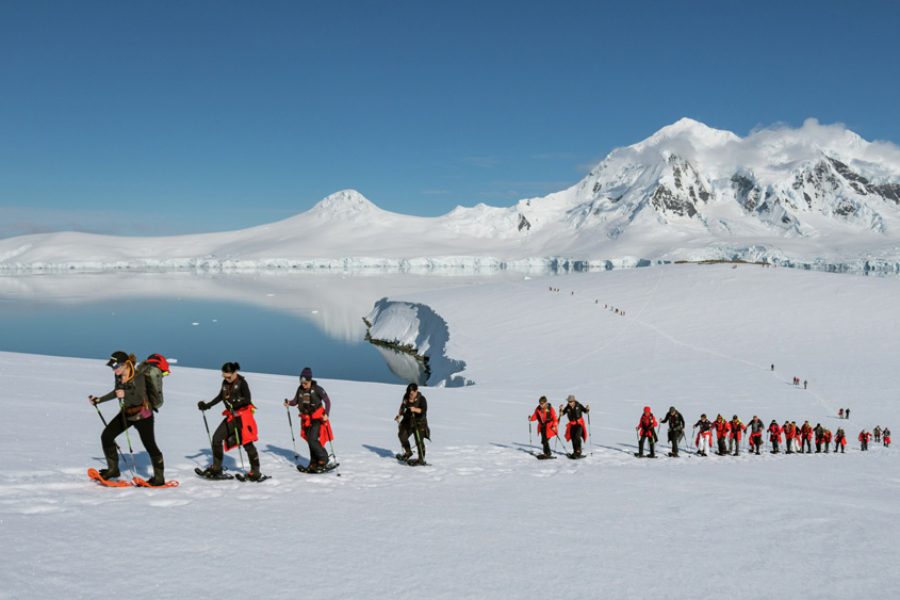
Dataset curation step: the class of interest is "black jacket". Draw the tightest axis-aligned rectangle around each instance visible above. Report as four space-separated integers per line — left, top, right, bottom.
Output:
289 380 331 415
661 410 685 434
208 375 252 412
560 402 589 423
399 395 430 439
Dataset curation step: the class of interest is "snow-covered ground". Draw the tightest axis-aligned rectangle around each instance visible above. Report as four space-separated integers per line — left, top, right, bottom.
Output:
3 264 899 599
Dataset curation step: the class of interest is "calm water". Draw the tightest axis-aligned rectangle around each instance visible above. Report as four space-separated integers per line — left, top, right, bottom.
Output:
0 272 528 384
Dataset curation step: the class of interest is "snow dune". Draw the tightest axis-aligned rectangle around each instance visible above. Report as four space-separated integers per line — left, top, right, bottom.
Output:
2 264 898 598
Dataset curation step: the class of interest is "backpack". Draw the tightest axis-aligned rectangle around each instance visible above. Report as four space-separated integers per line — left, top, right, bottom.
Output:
140 353 171 410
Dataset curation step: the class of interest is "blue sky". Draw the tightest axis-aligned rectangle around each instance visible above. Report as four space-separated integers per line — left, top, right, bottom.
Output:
2 0 899 237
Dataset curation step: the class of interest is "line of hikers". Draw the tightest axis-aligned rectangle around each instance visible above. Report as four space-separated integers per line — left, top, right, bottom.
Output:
88 351 432 485
528 402 890 459
87 351 889 486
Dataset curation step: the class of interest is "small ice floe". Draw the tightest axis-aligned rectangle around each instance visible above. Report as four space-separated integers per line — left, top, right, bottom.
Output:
191 322 200 326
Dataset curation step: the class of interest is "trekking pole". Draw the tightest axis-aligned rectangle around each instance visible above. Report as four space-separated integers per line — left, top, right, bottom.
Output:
232 416 246 472
118 401 138 480
285 405 300 464
691 426 697 452
201 409 213 449
92 403 122 452
326 420 338 462
529 420 533 447
554 433 569 455
587 412 593 456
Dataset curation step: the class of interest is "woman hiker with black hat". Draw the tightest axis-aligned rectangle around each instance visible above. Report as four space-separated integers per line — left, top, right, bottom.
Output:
559 395 590 458
196 362 264 481
88 350 167 485
285 367 335 472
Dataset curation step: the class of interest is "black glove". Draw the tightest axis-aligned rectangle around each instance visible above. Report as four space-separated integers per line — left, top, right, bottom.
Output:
197 401 207 411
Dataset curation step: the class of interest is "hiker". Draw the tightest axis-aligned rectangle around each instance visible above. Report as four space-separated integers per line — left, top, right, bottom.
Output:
528 396 559 458
635 406 658 458
694 414 713 457
89 351 168 485
660 406 685 457
395 383 429 465
559 396 590 458
768 420 783 453
197 362 262 480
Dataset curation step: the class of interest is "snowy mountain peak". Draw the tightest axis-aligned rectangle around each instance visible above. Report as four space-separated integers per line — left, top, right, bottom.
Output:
632 117 741 152
308 189 380 218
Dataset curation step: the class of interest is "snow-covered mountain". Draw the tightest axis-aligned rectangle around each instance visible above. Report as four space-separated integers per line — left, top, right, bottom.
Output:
4 118 900 274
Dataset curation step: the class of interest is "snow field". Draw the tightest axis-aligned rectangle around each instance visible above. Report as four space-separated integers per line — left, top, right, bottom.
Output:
2 264 899 598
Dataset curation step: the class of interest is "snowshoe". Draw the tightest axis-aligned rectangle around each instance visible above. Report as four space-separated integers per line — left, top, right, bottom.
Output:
406 458 428 467
194 467 234 481
567 453 586 460
536 453 557 460
133 476 179 488
235 471 270 483
667 452 679 457
298 462 340 474
88 468 131 488
395 452 413 462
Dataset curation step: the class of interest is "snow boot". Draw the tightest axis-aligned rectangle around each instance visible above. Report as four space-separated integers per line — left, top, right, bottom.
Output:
98 446 120 480
199 465 225 479
146 456 165 487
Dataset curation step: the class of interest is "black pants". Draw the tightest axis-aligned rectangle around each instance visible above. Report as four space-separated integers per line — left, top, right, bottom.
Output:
750 436 762 453
801 438 812 453
861 440 868 451
836 442 844 453
398 422 426 459
540 429 551 455
306 422 330 465
668 431 681 456
717 437 727 455
569 425 584 455
101 412 162 463
211 418 259 471
815 441 822 453
638 434 654 457
771 440 779 453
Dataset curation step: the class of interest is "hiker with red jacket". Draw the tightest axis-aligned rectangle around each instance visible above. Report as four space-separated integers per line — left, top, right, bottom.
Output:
559 395 590 458
694 414 713 457
883 428 891 447
745 415 764 455
822 428 833 453
783 421 796 454
729 415 746 456
799 421 814 454
286 367 335 471
89 351 169 485
714 415 731 456
635 406 658 458
859 430 871 451
529 396 558 458
768 420 783 453
834 428 847 453
197 362 262 480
